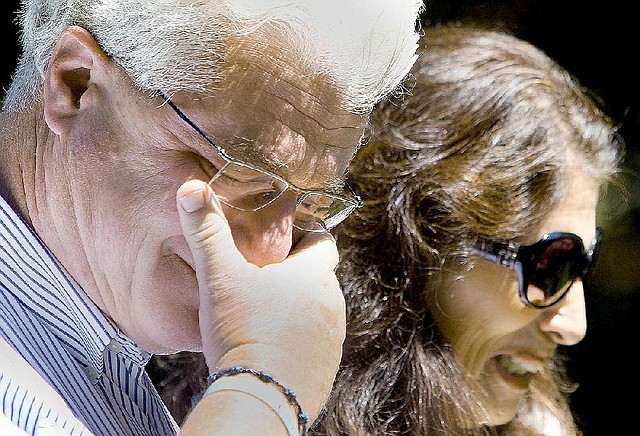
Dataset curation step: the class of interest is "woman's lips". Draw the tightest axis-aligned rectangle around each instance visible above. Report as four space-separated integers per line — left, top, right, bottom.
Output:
492 354 545 391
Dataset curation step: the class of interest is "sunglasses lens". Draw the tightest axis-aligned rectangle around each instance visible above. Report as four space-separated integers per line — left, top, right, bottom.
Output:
526 238 583 306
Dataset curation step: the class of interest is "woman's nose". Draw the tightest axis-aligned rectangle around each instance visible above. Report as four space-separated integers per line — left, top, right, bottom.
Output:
225 191 300 267
537 281 587 345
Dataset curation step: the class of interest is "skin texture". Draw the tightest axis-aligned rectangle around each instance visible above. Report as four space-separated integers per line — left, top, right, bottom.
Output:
22 26 364 355
430 170 597 425
0 24 362 430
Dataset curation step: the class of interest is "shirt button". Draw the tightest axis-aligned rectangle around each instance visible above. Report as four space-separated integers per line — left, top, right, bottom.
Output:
107 339 124 353
82 366 99 383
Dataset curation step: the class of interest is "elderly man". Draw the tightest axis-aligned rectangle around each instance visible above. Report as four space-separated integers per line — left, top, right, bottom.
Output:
0 0 422 434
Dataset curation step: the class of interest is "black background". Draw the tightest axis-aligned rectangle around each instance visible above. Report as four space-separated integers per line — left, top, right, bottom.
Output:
1 1 637 434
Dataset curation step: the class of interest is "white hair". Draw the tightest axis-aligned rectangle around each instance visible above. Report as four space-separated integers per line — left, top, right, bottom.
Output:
3 0 423 113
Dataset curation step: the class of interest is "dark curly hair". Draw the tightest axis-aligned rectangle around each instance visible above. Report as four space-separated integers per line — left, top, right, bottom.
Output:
313 24 621 435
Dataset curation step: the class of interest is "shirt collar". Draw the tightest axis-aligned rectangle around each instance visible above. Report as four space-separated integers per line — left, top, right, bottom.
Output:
0 195 150 374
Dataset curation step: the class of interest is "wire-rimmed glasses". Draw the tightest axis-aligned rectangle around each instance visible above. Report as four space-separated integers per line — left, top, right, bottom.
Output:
159 92 363 232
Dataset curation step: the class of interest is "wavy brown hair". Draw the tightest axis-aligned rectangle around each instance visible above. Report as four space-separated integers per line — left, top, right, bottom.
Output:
312 24 621 435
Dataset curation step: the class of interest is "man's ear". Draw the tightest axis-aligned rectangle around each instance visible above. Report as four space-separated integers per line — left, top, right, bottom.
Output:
43 26 111 135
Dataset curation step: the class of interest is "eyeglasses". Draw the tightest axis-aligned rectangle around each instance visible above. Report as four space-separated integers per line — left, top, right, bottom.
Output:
472 228 602 308
159 92 363 232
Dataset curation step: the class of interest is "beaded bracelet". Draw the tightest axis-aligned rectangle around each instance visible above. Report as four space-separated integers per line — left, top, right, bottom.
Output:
205 366 308 436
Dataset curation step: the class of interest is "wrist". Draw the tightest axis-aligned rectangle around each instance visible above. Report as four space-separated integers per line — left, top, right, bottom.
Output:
182 389 287 435
206 344 337 423
204 367 307 436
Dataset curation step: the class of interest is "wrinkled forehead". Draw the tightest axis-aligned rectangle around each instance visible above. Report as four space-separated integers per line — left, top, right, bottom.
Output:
220 24 348 112
199 27 368 190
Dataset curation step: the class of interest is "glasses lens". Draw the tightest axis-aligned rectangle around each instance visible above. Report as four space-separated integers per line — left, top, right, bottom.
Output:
526 237 583 306
209 162 288 211
162 94 358 232
294 193 356 232
209 162 355 232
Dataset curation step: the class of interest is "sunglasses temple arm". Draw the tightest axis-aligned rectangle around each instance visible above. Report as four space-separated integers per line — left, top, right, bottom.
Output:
471 245 518 269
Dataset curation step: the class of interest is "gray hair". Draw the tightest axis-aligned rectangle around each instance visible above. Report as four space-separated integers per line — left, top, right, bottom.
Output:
3 0 423 113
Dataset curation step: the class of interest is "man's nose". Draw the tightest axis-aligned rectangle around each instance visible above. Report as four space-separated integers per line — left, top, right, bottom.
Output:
225 191 300 267
537 281 587 345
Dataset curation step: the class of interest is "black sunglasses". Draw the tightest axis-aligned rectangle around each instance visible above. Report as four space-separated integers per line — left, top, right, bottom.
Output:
472 228 602 308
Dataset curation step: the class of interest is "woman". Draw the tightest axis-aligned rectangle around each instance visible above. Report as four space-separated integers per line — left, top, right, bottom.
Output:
313 24 622 435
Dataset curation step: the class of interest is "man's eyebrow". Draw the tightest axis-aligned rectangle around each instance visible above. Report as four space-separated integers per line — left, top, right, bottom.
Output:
231 143 346 193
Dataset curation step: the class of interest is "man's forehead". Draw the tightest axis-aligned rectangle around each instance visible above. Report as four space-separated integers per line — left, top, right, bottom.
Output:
230 129 356 193
209 43 366 190
219 25 356 115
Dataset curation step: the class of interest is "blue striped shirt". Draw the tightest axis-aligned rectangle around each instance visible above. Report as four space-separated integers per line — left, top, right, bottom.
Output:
0 195 179 435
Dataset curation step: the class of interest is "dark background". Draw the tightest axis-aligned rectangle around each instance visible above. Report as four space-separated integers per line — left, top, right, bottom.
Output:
2 1 637 434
